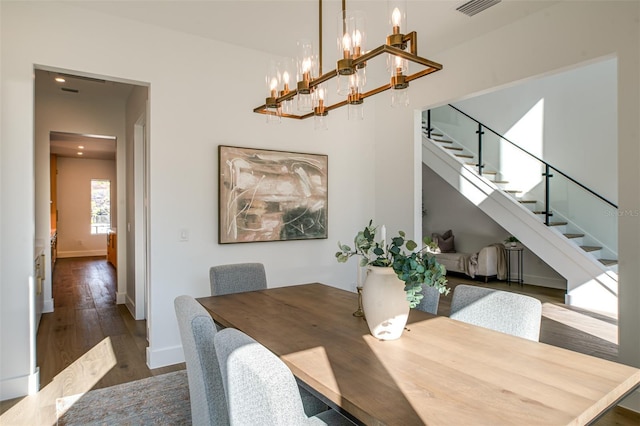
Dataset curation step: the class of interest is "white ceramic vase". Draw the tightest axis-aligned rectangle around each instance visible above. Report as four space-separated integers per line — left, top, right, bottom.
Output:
361 266 410 340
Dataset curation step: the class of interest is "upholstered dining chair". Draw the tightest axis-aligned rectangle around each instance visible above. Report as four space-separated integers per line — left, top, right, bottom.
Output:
208 262 327 417
209 262 267 296
415 285 441 315
449 284 542 341
174 295 229 426
214 328 355 426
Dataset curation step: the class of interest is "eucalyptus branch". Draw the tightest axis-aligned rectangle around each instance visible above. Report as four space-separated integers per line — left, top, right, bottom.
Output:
336 221 450 308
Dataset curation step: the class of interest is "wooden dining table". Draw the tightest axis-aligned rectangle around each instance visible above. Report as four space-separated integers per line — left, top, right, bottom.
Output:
197 283 640 425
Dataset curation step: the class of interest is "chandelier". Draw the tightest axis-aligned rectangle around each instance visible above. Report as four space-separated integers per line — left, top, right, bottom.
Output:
254 0 443 127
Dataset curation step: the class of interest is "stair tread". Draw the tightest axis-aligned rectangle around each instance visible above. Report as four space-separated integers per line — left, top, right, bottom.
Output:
599 259 618 266
464 163 496 174
504 189 522 194
434 138 453 143
564 233 584 239
455 154 474 158
581 245 602 252
443 146 463 151
493 180 509 184
548 221 568 226
532 210 552 215
519 200 537 204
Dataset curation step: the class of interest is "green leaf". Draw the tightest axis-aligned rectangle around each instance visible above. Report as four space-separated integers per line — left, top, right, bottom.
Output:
406 240 417 251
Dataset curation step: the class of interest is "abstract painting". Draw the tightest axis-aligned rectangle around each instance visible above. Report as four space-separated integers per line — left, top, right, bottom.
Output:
218 145 328 244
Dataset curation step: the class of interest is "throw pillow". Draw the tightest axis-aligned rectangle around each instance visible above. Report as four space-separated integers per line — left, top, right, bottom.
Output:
432 230 456 253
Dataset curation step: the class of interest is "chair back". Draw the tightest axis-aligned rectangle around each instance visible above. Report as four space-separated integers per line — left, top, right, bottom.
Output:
214 328 313 425
174 295 229 426
415 285 441 315
449 284 542 341
209 263 267 296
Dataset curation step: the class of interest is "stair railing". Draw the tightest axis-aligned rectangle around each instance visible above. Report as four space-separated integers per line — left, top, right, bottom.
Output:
424 104 618 259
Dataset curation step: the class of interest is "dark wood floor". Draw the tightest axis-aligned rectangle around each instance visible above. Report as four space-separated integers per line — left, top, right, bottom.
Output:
1 258 637 425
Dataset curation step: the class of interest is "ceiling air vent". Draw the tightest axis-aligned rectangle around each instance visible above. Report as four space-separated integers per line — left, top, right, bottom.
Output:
456 0 501 17
61 87 79 93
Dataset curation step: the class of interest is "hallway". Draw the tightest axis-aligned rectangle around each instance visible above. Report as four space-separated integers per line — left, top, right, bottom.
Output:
37 257 183 390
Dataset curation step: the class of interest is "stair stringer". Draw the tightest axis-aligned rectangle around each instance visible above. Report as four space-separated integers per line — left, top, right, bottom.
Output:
422 137 618 315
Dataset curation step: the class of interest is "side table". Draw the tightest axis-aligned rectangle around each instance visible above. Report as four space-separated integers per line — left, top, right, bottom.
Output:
505 245 524 286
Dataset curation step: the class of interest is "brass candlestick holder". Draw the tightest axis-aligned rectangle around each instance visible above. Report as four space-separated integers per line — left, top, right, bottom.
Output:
353 286 365 318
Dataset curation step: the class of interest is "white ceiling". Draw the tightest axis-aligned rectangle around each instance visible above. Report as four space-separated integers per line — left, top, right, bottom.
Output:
50 131 117 161
35 69 134 160
74 0 560 59
38 0 560 159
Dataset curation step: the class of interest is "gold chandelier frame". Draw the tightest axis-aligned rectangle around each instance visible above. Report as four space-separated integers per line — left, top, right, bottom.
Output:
253 0 443 120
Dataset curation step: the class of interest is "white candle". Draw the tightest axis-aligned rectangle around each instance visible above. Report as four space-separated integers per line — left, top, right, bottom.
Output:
380 225 386 248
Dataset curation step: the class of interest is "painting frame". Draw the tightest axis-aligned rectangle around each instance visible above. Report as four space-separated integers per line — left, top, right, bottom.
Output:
218 145 328 244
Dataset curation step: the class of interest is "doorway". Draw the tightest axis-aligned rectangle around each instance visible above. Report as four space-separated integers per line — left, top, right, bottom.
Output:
34 67 150 325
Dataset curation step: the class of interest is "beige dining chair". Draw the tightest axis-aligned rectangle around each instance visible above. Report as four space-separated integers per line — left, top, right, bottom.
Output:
209 262 267 296
174 295 229 426
214 328 355 425
449 284 542 341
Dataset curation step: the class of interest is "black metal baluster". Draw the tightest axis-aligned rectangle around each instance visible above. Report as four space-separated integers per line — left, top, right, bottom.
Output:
543 164 553 226
476 123 484 176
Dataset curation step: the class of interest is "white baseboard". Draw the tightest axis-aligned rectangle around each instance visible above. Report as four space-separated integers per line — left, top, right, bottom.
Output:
116 291 126 304
58 250 107 258
43 298 54 313
146 344 184 370
125 294 145 320
0 367 39 401
523 273 567 290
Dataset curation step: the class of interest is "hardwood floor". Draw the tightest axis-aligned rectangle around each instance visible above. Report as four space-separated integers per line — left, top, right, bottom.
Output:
0 257 184 424
1 259 637 425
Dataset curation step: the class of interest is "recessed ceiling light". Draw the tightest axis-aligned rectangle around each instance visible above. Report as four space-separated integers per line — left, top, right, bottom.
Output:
77 152 83 156
55 77 66 83
78 145 85 149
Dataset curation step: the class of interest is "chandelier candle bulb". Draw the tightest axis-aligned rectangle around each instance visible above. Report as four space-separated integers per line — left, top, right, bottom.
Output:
353 30 362 57
343 33 352 59
392 7 402 34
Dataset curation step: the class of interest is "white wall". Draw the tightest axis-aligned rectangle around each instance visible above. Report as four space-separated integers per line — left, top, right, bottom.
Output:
1 0 638 410
0 1 376 397
125 85 149 319
442 59 619 258
56 157 117 257
452 58 618 203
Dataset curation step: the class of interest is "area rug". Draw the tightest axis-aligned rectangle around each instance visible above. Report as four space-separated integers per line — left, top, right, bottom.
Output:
56 370 191 425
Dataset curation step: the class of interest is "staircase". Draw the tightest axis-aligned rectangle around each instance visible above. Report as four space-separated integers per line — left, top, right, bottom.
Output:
432 129 618 270
421 111 618 315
